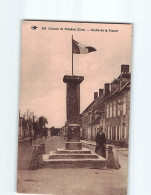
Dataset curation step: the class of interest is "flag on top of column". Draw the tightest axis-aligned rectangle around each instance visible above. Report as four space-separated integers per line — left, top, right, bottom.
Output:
72 39 96 54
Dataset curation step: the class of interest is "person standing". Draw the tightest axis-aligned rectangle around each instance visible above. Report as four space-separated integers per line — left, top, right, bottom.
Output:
95 127 106 158
29 129 34 146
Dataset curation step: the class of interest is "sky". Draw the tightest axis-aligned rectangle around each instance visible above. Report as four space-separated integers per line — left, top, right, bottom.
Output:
19 21 132 127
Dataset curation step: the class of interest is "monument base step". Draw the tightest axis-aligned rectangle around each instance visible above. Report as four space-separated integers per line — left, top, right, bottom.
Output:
48 151 99 159
43 148 106 169
56 148 91 154
43 154 106 169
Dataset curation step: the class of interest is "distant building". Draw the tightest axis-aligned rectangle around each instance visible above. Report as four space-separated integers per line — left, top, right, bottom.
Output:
50 127 61 136
104 65 130 144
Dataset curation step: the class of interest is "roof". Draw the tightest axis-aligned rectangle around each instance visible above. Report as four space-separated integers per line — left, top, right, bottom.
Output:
81 98 98 114
119 80 130 91
105 79 130 100
82 94 105 114
111 79 118 84
82 70 131 114
90 95 105 111
118 72 131 79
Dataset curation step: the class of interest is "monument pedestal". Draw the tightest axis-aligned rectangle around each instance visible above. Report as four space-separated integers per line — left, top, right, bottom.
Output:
43 75 106 169
65 142 82 150
65 124 82 150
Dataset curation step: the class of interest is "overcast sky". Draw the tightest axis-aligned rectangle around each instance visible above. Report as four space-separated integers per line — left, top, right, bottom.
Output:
19 21 132 127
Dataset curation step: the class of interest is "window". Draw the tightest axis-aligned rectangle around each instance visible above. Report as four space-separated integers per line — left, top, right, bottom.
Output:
123 97 126 116
118 110 120 116
124 127 127 138
90 113 92 123
110 127 113 140
113 126 116 141
117 99 121 116
122 123 125 138
107 126 110 139
110 103 112 118
89 113 90 123
116 126 120 141
107 104 109 118
115 127 117 141
88 111 92 123
113 101 116 117
122 126 127 138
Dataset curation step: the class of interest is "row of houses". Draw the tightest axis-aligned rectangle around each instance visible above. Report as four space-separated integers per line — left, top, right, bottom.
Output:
81 64 131 145
18 115 62 139
18 112 36 139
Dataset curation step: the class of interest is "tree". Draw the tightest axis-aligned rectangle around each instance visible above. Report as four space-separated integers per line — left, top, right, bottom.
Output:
38 116 48 129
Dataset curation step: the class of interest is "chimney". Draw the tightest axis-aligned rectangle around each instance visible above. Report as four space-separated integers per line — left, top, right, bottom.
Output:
121 65 129 73
119 65 130 88
104 83 110 97
99 89 103 97
94 92 98 100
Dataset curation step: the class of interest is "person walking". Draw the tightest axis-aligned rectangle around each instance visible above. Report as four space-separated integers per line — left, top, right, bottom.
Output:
95 127 106 158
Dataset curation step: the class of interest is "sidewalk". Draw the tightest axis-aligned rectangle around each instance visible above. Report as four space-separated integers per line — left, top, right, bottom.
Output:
18 137 31 143
81 139 96 146
81 139 119 149
81 139 129 168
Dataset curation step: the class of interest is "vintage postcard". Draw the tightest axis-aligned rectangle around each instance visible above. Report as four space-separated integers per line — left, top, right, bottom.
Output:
17 21 132 195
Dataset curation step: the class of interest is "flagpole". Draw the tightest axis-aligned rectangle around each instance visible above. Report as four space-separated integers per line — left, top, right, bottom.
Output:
72 35 73 76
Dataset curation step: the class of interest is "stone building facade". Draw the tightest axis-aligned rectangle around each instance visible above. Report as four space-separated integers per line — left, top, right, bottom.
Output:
81 86 109 141
104 65 130 144
81 64 131 146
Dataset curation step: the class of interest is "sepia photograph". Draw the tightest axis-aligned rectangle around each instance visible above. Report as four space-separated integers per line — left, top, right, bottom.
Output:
17 21 132 195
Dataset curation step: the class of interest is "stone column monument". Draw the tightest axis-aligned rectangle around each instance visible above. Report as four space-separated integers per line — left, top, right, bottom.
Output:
63 75 84 150
43 74 106 169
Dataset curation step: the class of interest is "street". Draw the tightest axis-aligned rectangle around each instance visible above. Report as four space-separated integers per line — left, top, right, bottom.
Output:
17 136 128 195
